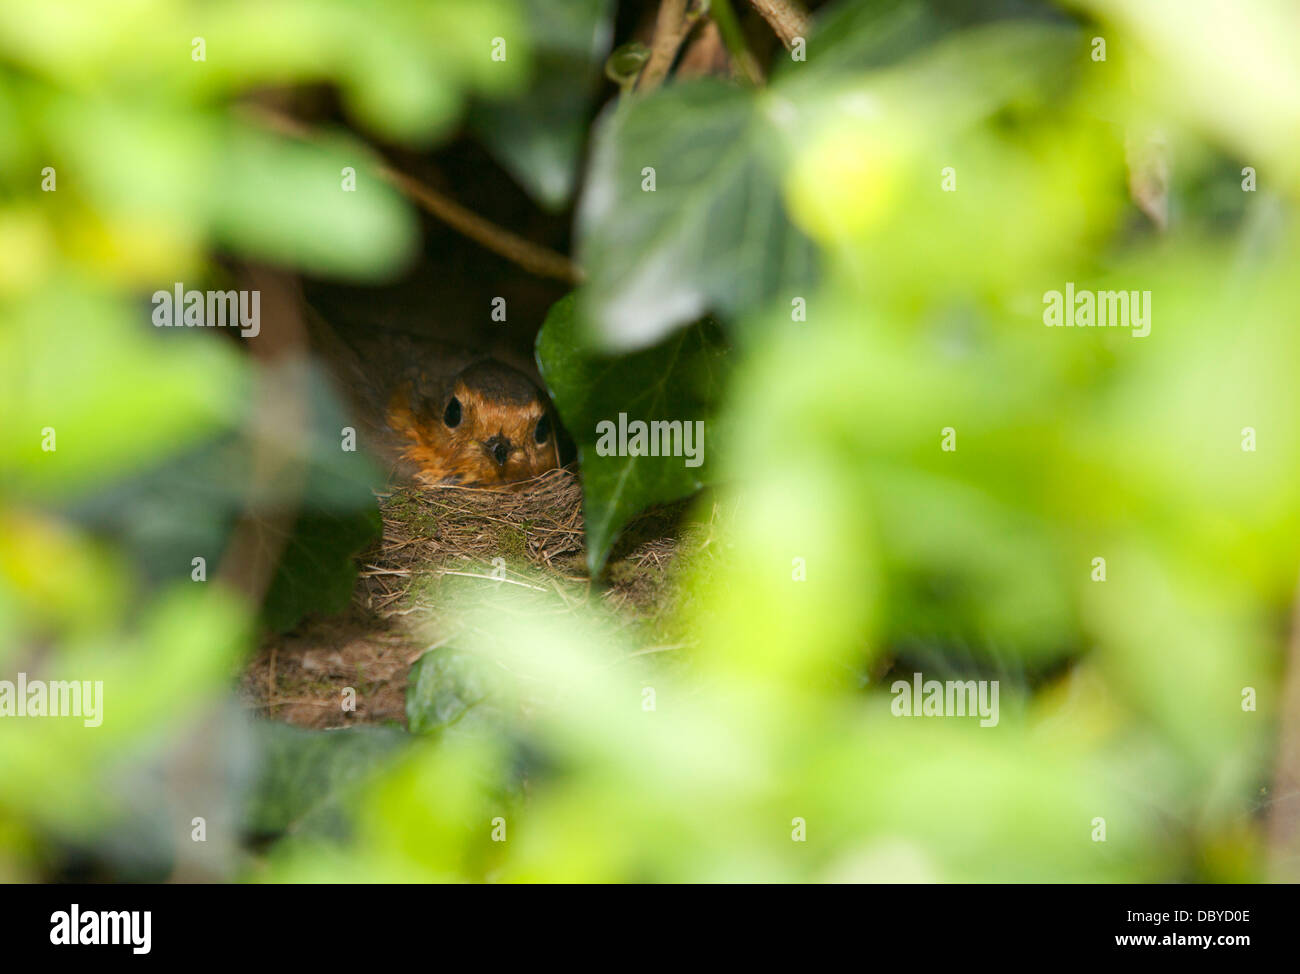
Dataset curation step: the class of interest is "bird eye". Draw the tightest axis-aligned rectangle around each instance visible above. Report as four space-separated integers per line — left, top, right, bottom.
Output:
443 396 462 428
533 414 551 444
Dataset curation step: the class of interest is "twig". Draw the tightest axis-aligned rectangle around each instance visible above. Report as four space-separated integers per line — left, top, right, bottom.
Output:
637 0 692 93
435 570 549 591
243 697 347 709
748 0 810 49
245 105 581 284
381 166 581 283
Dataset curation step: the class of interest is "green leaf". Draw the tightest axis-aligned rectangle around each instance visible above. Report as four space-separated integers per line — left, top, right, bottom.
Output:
471 0 615 209
536 292 728 574
780 0 1056 84
0 282 249 498
209 121 420 281
258 363 387 633
244 721 410 839
575 15 1078 350
569 0 933 347
775 0 939 81
406 647 499 736
576 79 819 349
260 504 381 633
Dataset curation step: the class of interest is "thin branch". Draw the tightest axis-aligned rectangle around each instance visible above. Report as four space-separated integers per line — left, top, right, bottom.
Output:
748 0 810 50
380 166 581 283
434 570 550 591
636 0 692 93
245 105 582 284
676 20 730 81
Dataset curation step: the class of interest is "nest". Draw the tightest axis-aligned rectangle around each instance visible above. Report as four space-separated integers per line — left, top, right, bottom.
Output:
240 466 698 729
365 466 588 612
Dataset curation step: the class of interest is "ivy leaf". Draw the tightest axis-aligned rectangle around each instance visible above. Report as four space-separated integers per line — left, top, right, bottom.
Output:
406 647 500 737
259 363 386 633
244 721 410 840
260 505 381 634
576 79 819 350
773 0 938 81
575 7 1077 350
471 0 615 210
776 0 1056 83
1 285 248 498
210 121 420 281
536 292 728 575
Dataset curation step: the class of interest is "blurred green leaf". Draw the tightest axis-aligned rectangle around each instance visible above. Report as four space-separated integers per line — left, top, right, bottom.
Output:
406 647 502 737
261 505 381 634
0 282 249 497
576 20 1078 350
0 584 251 829
779 0 940 79
244 721 410 839
1078 0 1300 186
210 122 420 280
471 0 615 209
576 79 819 349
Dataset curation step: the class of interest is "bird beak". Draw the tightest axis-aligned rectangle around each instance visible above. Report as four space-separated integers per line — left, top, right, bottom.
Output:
483 434 512 467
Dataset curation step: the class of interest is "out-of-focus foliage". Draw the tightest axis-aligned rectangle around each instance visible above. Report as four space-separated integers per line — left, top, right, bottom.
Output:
576 4 1080 349
406 647 504 739
1074 0 1300 186
263 0 1295 883
2 0 1297 884
0 0 530 879
244 722 410 840
471 0 616 209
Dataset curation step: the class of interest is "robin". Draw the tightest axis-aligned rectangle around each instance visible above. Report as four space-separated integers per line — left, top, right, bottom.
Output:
307 310 560 487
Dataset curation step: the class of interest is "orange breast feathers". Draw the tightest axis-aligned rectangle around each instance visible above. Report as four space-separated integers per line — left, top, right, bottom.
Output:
384 360 560 487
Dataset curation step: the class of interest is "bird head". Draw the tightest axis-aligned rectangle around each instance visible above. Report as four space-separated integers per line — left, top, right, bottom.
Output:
386 359 559 487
